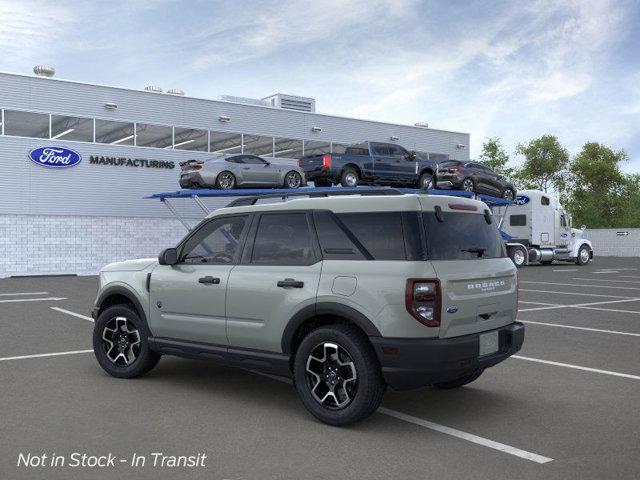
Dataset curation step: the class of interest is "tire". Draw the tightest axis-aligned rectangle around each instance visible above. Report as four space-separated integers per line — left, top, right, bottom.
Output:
215 171 236 190
93 304 160 379
434 369 484 389
340 168 359 187
502 188 516 200
284 171 302 189
314 179 332 187
461 178 475 192
508 245 527 268
576 245 591 265
419 172 434 190
293 325 385 426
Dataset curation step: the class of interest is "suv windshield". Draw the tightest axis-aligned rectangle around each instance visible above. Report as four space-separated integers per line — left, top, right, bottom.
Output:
423 212 505 260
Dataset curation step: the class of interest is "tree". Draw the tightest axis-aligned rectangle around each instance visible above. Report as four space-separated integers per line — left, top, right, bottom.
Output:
566 142 628 228
515 135 569 193
479 137 514 177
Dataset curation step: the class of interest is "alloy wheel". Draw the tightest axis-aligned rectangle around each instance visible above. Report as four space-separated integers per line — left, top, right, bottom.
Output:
102 316 141 366
462 179 474 192
218 172 235 189
513 248 525 266
503 189 515 200
305 342 358 409
345 173 358 187
580 247 590 263
286 172 301 188
422 175 433 189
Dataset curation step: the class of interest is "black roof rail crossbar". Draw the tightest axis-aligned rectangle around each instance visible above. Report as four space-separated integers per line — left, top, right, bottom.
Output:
226 187 404 208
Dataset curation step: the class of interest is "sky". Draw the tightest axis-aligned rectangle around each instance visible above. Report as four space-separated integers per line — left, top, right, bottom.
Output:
1 0 639 170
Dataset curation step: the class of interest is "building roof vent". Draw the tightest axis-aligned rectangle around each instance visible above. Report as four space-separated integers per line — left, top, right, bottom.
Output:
33 65 55 78
217 95 270 107
144 85 163 93
414 122 429 128
167 88 185 96
262 93 316 113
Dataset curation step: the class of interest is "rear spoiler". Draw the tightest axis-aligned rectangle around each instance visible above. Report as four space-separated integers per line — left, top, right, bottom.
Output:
178 159 204 167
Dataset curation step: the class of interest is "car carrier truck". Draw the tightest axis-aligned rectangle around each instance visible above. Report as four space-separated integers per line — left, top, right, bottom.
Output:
492 189 593 267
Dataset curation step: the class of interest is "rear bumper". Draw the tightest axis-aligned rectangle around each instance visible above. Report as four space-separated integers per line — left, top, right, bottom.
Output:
303 166 338 182
370 322 525 390
435 177 463 189
179 172 209 188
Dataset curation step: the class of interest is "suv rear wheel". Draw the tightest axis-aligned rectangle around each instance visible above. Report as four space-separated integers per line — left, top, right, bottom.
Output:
93 304 160 378
293 325 385 426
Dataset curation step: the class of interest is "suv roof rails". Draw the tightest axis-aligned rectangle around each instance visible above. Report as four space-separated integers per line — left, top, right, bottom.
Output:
226 187 404 207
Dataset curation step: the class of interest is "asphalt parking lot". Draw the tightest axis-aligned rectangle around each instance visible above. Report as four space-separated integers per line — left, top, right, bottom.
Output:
1 257 640 480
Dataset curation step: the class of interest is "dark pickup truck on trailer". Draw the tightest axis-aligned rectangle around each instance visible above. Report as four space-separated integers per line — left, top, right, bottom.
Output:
298 142 438 189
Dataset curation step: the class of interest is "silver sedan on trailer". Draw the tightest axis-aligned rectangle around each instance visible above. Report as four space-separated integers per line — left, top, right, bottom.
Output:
179 154 307 190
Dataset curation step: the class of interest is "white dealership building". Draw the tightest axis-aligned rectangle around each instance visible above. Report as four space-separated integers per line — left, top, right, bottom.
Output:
0 68 470 276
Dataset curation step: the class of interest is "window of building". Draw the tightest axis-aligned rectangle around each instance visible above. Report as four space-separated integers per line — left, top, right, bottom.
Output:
273 137 303 158
135 123 173 148
510 214 527 226
95 119 135 145
251 213 315 265
336 212 406 260
303 140 331 156
173 127 208 151
243 135 274 156
50 115 94 142
210 131 242 154
3 110 49 138
181 215 248 264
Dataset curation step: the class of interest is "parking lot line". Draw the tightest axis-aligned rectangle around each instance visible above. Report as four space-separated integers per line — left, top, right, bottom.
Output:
572 277 640 284
573 305 640 315
51 306 94 322
519 289 638 299
518 301 559 306
552 269 578 272
512 356 640 381
521 281 640 291
0 291 49 296
519 320 640 337
248 370 553 464
518 297 640 312
0 349 93 362
378 408 553 464
0 296 67 304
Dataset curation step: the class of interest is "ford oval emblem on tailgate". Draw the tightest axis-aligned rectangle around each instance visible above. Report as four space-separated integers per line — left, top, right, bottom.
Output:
446 306 458 314
28 146 82 168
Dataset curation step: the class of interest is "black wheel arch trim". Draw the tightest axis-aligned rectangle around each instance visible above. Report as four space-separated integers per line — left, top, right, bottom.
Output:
93 285 148 327
281 302 382 354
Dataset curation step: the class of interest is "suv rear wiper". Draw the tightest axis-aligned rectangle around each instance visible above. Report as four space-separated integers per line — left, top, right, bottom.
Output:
461 247 487 258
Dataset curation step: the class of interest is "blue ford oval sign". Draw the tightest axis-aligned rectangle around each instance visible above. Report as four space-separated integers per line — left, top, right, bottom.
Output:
28 146 82 168
446 306 459 314
514 195 530 206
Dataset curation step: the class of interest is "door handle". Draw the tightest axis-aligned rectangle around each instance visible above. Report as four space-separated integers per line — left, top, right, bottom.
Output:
198 276 220 285
242 167 251 170
277 278 304 288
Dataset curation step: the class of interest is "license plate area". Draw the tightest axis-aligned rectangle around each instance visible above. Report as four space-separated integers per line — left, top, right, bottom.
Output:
479 331 499 357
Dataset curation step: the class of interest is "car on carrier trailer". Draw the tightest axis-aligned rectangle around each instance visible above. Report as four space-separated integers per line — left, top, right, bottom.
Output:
493 189 593 267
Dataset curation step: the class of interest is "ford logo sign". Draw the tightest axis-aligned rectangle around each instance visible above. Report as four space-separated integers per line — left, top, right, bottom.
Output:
446 306 458 314
514 195 530 206
28 146 82 168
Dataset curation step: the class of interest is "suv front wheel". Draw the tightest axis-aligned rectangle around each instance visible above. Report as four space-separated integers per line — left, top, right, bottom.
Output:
293 325 385 426
93 304 160 379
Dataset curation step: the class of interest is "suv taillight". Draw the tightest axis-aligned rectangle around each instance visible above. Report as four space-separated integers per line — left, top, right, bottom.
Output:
297 159 302 167
405 279 441 327
322 153 331 168
192 164 202 170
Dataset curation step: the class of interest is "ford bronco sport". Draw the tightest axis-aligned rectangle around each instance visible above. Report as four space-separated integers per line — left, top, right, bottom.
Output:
92 190 524 426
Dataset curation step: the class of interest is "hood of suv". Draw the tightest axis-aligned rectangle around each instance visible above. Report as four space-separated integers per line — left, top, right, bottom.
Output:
101 258 157 272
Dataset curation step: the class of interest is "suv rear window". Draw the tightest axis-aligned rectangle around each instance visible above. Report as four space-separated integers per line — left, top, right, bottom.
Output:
422 212 506 260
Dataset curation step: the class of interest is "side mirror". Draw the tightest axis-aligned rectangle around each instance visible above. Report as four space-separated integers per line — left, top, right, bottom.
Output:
159 247 178 265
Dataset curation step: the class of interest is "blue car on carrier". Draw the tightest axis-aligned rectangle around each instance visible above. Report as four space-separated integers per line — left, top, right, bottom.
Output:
298 141 437 189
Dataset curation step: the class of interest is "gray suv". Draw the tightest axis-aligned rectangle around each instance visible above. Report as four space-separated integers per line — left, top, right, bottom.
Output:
92 191 524 425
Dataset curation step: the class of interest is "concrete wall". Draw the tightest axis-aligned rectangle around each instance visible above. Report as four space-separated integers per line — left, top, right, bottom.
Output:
584 228 640 257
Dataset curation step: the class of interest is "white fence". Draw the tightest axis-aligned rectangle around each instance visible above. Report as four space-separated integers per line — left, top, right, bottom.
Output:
584 229 640 257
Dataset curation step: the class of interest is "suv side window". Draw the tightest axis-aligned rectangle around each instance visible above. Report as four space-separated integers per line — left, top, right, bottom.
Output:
313 211 366 260
336 212 406 260
251 213 316 265
181 215 249 264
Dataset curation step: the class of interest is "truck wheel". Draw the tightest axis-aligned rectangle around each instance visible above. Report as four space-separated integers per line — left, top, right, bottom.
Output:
508 245 527 268
293 325 385 426
419 172 434 190
93 305 160 379
462 178 475 192
340 168 359 187
434 369 484 389
576 245 591 265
